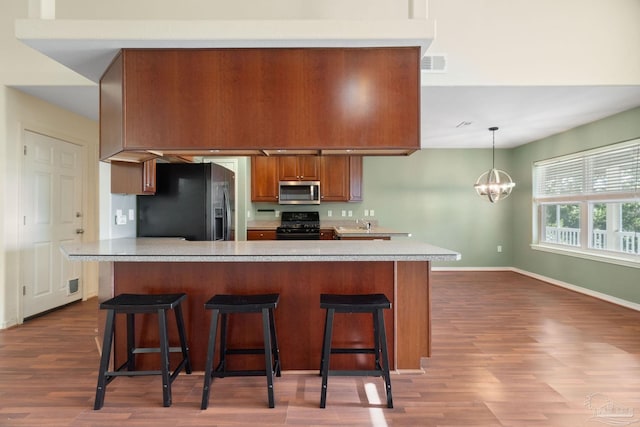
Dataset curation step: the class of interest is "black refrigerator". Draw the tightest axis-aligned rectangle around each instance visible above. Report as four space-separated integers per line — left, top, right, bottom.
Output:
137 163 235 241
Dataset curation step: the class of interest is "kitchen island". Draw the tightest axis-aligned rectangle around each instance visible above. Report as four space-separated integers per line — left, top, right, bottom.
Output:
63 238 459 372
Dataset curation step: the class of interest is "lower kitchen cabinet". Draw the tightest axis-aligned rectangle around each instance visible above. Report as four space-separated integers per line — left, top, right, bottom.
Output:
319 229 334 240
247 229 277 240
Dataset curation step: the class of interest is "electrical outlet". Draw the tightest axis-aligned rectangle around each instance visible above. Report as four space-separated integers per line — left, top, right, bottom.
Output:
341 210 346 217
327 210 332 217
497 245 502 253
128 209 135 221
275 210 280 218
370 209 375 216
364 209 369 216
348 210 353 217
247 211 251 218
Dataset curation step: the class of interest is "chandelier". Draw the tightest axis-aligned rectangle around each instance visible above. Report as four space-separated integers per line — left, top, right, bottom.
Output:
474 127 515 203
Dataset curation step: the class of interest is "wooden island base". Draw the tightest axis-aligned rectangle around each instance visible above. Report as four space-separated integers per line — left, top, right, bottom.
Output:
100 260 431 372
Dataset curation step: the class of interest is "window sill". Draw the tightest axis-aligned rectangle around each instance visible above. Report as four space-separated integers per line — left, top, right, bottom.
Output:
530 243 640 269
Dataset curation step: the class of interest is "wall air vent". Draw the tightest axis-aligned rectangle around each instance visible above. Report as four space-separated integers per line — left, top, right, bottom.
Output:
421 54 447 73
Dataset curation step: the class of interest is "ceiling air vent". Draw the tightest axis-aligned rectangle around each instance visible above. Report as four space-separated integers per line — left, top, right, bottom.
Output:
421 54 447 73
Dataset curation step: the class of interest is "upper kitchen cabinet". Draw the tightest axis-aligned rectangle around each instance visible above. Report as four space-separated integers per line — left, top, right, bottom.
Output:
279 156 320 181
111 159 157 194
99 47 420 161
320 156 362 202
251 156 280 202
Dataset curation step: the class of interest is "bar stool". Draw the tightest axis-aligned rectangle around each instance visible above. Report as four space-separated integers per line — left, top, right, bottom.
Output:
201 293 281 409
319 293 393 409
94 293 192 410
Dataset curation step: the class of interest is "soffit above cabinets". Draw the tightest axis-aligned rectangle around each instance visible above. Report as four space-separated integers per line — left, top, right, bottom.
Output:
15 18 435 83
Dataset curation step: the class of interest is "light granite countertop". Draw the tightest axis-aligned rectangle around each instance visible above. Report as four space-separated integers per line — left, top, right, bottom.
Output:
61 237 460 263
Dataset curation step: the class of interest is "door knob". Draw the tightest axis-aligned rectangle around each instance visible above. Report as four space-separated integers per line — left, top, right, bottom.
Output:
76 228 85 234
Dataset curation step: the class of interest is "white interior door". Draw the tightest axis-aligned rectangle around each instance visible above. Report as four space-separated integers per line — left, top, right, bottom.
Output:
21 130 84 318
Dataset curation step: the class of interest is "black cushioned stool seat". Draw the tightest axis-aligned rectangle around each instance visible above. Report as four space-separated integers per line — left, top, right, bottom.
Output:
319 293 393 408
201 293 281 409
94 293 192 409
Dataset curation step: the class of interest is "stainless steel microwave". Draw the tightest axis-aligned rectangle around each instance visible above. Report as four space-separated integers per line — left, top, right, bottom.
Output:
278 181 321 205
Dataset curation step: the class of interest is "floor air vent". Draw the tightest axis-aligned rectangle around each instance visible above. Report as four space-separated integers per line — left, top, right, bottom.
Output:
421 54 447 72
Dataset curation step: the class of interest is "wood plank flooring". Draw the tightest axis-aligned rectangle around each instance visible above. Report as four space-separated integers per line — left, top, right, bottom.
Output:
1 271 640 426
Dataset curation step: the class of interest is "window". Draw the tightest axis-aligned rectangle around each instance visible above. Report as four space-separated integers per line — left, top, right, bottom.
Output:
533 139 640 266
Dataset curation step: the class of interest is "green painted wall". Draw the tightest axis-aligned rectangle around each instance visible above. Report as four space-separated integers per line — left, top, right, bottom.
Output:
511 107 640 303
364 150 514 268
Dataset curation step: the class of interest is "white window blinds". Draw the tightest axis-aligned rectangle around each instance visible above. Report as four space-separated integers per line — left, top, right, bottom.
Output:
535 139 640 199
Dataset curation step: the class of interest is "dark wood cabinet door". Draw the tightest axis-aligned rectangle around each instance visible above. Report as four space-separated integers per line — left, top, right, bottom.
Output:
251 156 279 202
279 156 319 181
349 156 363 202
278 156 300 181
298 156 320 180
319 156 362 202
319 229 335 240
247 230 277 240
111 160 156 195
320 156 349 201
142 159 156 193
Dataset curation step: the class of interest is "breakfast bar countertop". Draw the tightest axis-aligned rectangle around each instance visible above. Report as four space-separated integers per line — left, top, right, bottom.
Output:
61 237 460 263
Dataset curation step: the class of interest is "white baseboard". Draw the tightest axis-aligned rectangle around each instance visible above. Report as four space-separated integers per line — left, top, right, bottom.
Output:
0 319 18 329
432 266 640 312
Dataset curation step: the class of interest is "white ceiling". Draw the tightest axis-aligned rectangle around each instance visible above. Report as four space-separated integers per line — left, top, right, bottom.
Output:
421 85 640 148
12 18 640 149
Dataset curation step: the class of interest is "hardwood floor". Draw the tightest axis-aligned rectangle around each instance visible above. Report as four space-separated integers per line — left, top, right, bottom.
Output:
1 271 639 426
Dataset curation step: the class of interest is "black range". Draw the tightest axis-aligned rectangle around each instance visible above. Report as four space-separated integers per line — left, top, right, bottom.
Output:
276 211 320 240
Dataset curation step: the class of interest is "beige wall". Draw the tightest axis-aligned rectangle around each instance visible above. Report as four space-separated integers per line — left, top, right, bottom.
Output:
1 88 99 328
425 0 640 86
54 0 410 20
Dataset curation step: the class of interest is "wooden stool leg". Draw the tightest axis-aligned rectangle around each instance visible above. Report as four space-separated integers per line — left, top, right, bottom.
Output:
320 308 335 409
319 307 330 376
201 309 219 410
157 309 172 407
269 308 281 377
216 313 228 375
262 308 275 408
174 303 192 374
372 311 381 370
126 313 136 371
375 309 393 408
94 309 115 410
